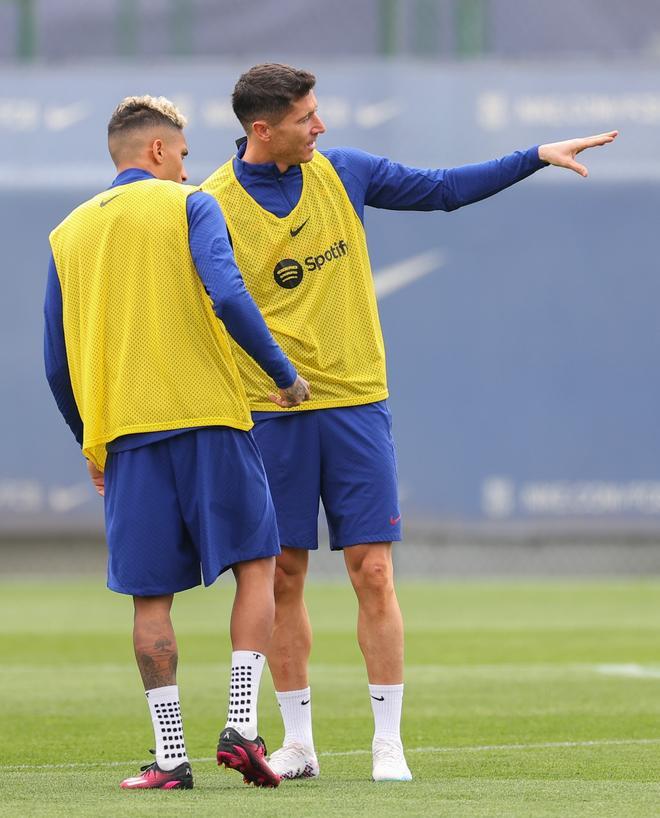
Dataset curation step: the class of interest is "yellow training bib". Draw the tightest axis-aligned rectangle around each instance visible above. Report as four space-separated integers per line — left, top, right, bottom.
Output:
49 178 252 470
203 152 388 411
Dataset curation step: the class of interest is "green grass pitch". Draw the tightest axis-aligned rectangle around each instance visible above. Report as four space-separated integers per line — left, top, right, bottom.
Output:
2 577 660 817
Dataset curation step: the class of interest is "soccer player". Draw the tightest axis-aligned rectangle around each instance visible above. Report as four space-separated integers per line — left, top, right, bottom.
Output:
202 64 617 782
44 95 310 790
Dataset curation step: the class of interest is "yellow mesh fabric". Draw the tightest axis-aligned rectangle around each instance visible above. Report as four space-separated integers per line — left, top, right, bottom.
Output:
203 151 388 412
49 178 252 471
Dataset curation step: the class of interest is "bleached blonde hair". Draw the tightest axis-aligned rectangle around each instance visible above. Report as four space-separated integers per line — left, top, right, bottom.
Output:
107 95 187 163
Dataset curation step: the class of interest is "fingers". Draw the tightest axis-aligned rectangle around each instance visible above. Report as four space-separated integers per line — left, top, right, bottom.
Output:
268 377 311 408
86 459 105 496
569 130 617 173
576 131 619 151
568 160 588 177
589 130 619 145
267 392 299 408
268 392 288 408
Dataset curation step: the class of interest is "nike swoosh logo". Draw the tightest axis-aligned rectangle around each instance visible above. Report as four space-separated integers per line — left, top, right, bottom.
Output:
290 218 309 237
301 699 310 706
355 99 402 129
44 102 90 132
373 250 445 300
371 695 385 701
99 193 123 207
390 514 401 525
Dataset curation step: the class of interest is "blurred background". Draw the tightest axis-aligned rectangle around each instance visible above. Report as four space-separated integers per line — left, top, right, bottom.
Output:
2 0 660 577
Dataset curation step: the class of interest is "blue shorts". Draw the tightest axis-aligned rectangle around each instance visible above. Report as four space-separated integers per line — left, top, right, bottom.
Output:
103 427 280 596
252 401 401 551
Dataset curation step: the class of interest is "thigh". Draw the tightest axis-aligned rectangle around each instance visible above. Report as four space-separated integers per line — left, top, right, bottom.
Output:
252 413 322 550
319 401 401 550
171 427 281 585
104 442 201 596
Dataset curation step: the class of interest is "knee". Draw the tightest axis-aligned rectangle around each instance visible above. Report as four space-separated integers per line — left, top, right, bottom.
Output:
133 595 173 628
274 557 306 601
353 556 394 598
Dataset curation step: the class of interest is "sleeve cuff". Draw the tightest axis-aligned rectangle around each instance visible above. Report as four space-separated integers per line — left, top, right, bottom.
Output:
274 361 298 389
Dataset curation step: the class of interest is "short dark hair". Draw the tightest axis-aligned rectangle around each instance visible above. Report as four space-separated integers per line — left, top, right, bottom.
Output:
232 64 316 131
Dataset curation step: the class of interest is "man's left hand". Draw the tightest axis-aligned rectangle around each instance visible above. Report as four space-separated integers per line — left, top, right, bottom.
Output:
538 131 619 177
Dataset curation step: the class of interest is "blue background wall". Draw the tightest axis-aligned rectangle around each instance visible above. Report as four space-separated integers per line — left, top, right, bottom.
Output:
2 61 658 532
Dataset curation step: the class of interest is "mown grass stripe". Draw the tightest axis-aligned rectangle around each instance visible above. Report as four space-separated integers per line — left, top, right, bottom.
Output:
4 737 660 771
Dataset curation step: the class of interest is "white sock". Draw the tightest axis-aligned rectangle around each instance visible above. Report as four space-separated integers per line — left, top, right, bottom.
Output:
224 650 266 740
369 683 404 743
145 684 188 771
276 687 315 750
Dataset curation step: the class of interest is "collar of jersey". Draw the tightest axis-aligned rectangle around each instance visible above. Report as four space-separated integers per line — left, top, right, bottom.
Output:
233 140 302 185
110 168 156 189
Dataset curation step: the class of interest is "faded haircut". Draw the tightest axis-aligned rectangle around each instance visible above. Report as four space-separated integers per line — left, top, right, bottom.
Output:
107 95 186 162
232 64 316 131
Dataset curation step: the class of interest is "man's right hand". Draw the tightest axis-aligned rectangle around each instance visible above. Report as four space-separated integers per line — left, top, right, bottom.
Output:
87 459 105 496
269 376 311 408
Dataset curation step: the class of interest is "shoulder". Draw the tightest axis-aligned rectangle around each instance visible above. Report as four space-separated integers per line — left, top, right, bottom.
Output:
321 146 381 176
201 159 235 197
49 190 107 240
144 179 199 202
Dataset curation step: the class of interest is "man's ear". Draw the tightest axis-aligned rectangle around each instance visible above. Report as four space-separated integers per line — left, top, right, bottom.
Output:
251 120 271 143
151 138 165 164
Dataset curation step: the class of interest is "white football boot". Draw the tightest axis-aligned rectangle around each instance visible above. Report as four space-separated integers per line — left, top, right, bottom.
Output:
268 742 320 780
372 738 412 781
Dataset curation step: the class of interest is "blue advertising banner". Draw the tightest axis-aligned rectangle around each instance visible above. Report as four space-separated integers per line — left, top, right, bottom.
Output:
2 60 658 532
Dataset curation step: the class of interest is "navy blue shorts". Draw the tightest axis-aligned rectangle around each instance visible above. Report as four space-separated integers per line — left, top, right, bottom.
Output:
252 401 401 551
103 427 280 596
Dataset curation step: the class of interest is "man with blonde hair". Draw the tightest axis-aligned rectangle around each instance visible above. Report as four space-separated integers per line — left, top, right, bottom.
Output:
45 95 309 790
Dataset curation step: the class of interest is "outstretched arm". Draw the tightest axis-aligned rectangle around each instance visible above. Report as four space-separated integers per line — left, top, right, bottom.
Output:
538 131 618 177
325 134 617 218
327 146 546 215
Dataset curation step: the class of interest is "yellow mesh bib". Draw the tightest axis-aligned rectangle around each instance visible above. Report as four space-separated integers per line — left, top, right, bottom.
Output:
203 152 388 412
50 178 252 470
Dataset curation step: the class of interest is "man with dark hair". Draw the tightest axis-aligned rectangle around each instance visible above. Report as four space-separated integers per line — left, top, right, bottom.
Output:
231 64 316 130
202 64 617 782
45 94 309 791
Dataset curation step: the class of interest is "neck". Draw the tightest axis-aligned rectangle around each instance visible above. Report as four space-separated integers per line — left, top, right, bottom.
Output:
115 162 153 176
242 139 291 174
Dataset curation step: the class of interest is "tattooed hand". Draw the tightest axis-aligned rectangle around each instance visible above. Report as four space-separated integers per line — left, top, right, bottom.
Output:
269 375 311 408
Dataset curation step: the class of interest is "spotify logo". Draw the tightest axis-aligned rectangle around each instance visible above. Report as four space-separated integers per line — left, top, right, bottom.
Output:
273 258 304 289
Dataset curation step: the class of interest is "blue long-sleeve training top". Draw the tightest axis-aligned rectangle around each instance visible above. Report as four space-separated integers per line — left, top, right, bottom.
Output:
232 142 546 222
233 141 547 422
44 168 297 451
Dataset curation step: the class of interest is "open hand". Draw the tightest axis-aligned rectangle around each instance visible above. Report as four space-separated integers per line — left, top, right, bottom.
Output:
538 131 618 177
